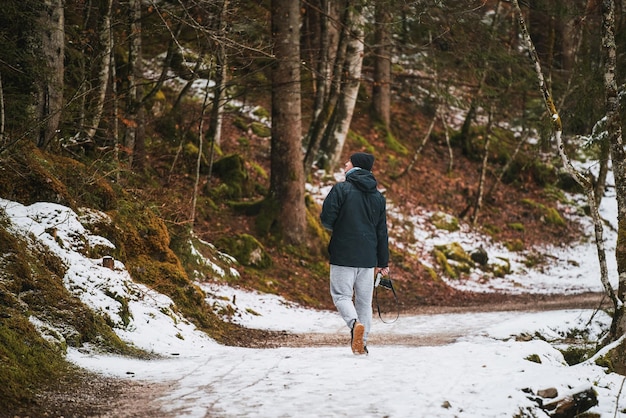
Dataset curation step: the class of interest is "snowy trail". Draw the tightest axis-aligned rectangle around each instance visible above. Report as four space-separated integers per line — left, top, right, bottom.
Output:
68 304 621 418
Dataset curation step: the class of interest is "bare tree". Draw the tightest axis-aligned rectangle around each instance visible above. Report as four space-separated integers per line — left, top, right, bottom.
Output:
512 0 620 339
191 78 211 228
470 107 495 226
600 0 626 343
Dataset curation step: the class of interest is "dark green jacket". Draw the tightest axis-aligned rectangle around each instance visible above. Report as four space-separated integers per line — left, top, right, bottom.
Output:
320 168 389 268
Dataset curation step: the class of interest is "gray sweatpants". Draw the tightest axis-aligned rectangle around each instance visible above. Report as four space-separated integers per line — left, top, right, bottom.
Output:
329 265 374 343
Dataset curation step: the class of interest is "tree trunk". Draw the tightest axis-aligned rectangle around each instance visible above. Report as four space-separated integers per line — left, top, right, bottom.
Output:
512 0 620 332
207 0 229 149
37 0 64 150
601 0 626 340
266 0 306 245
85 0 113 142
303 0 343 176
458 1 502 157
594 141 609 206
321 1 366 172
125 0 144 170
0 74 4 144
372 0 392 127
192 79 211 228
470 107 494 226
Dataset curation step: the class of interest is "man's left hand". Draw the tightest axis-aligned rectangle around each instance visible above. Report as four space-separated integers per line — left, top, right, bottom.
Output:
377 267 389 277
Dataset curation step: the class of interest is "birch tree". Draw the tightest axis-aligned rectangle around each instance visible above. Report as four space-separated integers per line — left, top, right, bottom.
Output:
84 0 113 142
600 0 626 343
512 0 621 341
319 1 366 172
302 0 334 175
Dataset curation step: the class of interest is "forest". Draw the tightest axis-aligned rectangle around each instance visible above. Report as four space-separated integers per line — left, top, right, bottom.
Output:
3 0 626 414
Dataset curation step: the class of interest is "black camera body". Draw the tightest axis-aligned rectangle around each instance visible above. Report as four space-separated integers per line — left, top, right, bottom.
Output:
374 273 393 290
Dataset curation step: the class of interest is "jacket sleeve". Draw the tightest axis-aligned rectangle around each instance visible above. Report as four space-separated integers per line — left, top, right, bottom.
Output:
320 185 342 231
376 197 390 267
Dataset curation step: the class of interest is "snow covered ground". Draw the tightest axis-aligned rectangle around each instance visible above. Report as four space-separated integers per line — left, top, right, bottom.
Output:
2 177 626 417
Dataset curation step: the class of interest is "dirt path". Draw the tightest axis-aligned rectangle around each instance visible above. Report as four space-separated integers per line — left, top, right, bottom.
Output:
12 292 608 417
262 291 610 348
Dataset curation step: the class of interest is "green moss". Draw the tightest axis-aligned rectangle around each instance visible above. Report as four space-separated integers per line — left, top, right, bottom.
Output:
171 230 240 283
543 185 569 204
433 248 457 279
103 290 132 328
0 212 141 412
109 201 178 262
237 136 250 147
595 354 613 371
252 106 270 120
250 161 268 179
375 123 408 155
500 151 559 188
521 199 565 226
424 264 438 280
228 199 263 217
431 211 460 232
505 239 525 252
233 116 248 131
491 257 511 277
250 121 271 137
523 252 547 268
347 130 375 153
560 346 595 366
0 315 66 412
508 223 525 232
210 154 255 199
0 142 117 211
255 196 281 237
545 207 566 226
435 242 473 264
215 234 272 269
306 199 330 258
483 223 501 236
525 354 542 363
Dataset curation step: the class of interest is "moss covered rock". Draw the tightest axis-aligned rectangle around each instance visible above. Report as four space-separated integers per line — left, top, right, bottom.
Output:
431 211 460 232
216 233 272 269
211 154 255 199
433 242 475 279
435 242 473 264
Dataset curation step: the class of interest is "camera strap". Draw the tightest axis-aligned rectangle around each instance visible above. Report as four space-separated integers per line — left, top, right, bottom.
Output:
374 272 399 323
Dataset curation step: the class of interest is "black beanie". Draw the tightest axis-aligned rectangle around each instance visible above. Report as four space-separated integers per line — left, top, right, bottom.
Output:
350 152 375 171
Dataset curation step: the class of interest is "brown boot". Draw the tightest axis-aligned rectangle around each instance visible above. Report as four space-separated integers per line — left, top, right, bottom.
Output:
351 322 365 355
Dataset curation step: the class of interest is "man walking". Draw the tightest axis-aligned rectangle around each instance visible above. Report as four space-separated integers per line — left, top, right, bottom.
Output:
320 152 390 355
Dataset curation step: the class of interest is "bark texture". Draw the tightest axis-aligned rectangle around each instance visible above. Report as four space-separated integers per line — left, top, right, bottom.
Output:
268 0 306 245
37 0 64 150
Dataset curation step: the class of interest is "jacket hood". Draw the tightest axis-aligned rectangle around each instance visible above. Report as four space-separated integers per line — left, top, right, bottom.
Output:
346 168 378 192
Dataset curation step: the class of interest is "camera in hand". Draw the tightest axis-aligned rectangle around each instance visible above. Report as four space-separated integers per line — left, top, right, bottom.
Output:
375 273 393 290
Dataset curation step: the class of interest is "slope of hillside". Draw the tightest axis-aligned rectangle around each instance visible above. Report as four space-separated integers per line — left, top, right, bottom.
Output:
178 91 585 311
